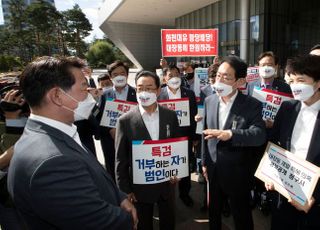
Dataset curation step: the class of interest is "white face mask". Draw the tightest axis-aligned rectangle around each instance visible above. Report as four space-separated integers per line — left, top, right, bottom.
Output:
112 75 127 87
136 91 157 107
290 83 316 102
61 90 96 121
259 66 276 79
213 81 234 97
167 77 181 90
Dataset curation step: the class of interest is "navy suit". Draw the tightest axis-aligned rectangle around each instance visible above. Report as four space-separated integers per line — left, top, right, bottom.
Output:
158 86 197 199
270 100 320 230
7 119 132 230
97 85 137 178
202 92 266 230
247 78 292 96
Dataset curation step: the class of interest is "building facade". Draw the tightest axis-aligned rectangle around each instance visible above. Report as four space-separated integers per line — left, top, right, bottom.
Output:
98 0 320 69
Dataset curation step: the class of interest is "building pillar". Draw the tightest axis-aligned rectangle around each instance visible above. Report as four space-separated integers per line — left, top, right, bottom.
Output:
240 0 250 62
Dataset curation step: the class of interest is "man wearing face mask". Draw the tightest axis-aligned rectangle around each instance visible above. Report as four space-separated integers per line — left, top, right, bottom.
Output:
158 65 197 207
98 60 137 179
202 56 266 230
7 56 137 229
265 55 320 230
183 62 196 91
115 70 180 230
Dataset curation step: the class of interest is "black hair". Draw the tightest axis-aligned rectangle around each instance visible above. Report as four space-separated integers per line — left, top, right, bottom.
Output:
108 60 129 76
221 56 248 80
98 73 111 82
20 56 84 107
286 55 320 81
135 70 160 88
208 63 219 79
257 51 279 65
162 65 180 76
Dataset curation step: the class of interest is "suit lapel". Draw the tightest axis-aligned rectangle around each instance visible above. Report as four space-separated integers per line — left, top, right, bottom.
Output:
306 111 320 162
286 101 301 150
209 95 219 129
158 106 168 139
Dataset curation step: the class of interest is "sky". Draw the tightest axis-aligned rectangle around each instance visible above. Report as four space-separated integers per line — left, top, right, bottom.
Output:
0 0 105 42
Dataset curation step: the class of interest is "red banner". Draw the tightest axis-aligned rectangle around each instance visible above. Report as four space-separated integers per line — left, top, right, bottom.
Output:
161 29 218 57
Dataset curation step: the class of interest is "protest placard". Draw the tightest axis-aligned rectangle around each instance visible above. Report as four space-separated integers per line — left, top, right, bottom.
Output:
158 98 190 127
252 87 293 121
132 137 189 184
161 29 218 57
193 67 208 97
255 142 320 211
100 98 137 128
196 105 204 134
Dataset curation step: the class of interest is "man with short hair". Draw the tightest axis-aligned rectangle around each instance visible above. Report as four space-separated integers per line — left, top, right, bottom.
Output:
7 57 137 229
202 56 266 230
115 70 180 230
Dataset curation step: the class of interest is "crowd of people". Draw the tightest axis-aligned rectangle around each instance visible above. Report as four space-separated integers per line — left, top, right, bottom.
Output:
0 44 319 230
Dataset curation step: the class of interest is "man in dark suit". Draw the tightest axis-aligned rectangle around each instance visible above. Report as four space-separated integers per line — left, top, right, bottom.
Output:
97 60 137 179
115 70 181 230
201 56 266 230
158 65 197 207
266 55 320 230
7 57 137 229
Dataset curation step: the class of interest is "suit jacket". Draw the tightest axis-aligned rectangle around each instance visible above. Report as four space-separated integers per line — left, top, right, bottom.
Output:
271 100 320 204
115 105 180 203
7 119 132 230
199 84 215 105
247 78 292 96
158 86 197 141
201 92 266 191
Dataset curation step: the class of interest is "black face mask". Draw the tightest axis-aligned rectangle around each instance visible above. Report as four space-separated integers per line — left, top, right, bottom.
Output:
185 72 194 80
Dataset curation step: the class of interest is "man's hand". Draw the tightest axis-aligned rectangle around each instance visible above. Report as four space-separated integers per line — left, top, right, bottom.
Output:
169 176 180 185
203 129 232 141
87 87 102 100
195 114 203 122
120 198 138 229
127 193 137 203
265 181 275 191
202 166 208 182
109 128 116 140
265 119 274 129
2 89 25 119
288 196 315 213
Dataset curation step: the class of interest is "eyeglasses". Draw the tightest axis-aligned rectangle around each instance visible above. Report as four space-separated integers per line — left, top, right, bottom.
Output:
216 72 235 82
136 87 158 93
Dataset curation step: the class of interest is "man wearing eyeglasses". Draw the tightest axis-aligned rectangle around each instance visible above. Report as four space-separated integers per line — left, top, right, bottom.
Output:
115 70 181 230
201 56 266 230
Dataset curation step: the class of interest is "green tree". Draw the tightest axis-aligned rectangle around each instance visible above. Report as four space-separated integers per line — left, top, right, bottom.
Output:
86 40 115 68
62 4 92 58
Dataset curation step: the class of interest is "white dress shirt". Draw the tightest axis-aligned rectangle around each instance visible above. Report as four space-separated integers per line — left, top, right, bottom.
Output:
218 91 238 129
139 104 159 140
29 114 86 151
291 100 320 159
114 84 129 101
167 86 181 99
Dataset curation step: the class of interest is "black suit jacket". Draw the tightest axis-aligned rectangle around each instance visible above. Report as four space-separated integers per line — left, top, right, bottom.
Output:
115 105 180 203
247 78 292 96
7 120 132 229
201 92 266 191
158 86 197 141
271 100 320 204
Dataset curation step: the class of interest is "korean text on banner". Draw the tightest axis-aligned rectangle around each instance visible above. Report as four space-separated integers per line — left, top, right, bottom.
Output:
252 87 293 121
255 142 320 211
158 98 190 127
100 98 137 128
161 29 218 57
132 137 189 185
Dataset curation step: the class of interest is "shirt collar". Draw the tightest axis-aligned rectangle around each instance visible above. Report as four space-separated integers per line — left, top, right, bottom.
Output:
113 84 128 94
301 99 320 112
138 103 159 117
30 114 78 139
166 86 181 95
260 79 274 88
